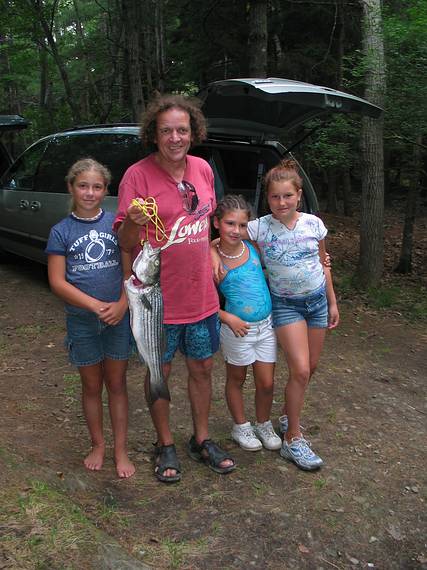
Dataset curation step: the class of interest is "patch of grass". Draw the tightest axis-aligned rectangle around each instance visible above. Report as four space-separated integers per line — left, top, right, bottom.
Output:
63 373 81 397
326 409 337 424
0 479 99 568
17 399 41 412
15 324 44 337
335 272 354 296
159 537 209 569
314 477 327 490
163 538 186 569
325 515 338 528
335 267 427 322
252 481 268 496
97 493 132 529
211 520 222 534
367 285 401 309
0 336 11 356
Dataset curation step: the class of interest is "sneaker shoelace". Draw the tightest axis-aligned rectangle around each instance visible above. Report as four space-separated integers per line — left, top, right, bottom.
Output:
258 423 276 438
291 437 315 458
240 426 257 440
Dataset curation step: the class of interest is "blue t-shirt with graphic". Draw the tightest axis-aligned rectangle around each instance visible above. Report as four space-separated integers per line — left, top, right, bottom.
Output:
218 241 272 322
45 210 123 315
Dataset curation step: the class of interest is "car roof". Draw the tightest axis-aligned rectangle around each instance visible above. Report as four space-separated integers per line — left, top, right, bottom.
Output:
0 115 29 132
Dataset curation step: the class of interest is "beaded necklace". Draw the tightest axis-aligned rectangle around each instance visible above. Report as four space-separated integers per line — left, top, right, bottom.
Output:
216 242 246 259
71 209 103 222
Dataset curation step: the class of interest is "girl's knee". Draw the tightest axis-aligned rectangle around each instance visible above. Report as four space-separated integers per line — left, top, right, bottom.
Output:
226 376 246 389
105 376 127 395
256 382 274 397
82 383 103 398
291 368 310 386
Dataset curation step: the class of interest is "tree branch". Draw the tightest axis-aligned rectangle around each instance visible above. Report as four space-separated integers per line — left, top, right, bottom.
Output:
312 0 338 72
386 134 427 150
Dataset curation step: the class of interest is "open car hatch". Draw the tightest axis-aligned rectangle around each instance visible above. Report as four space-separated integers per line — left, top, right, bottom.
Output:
200 78 382 140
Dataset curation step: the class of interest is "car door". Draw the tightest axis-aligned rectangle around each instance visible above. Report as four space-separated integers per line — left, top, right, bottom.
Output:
0 139 50 261
14 129 145 263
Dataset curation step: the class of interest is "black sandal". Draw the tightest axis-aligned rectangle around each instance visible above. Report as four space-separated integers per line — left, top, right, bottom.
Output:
187 436 236 474
153 443 181 483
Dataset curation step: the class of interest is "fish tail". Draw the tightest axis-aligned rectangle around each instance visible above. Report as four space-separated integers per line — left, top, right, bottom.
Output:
147 382 171 406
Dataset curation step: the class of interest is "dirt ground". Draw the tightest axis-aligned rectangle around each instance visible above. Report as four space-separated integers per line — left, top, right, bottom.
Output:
0 210 426 570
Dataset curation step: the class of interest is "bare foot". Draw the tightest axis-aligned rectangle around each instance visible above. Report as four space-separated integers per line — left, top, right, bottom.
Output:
115 450 136 479
84 443 105 471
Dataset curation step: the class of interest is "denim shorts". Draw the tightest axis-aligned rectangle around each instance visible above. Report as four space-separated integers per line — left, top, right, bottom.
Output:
163 313 220 362
65 311 132 367
271 286 328 329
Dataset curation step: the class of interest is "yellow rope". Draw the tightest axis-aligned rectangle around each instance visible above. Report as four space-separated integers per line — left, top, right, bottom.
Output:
131 197 169 244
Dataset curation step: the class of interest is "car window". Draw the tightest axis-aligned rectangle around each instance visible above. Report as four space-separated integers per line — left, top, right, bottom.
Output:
1 140 48 190
0 143 10 178
34 133 146 195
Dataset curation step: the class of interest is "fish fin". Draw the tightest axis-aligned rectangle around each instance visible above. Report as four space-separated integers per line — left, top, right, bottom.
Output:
140 294 152 310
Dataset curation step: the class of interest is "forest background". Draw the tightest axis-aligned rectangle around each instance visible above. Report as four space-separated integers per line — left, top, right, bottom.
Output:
0 0 426 290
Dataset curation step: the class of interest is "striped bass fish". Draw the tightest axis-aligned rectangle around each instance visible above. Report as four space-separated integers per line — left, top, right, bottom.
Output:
124 241 170 405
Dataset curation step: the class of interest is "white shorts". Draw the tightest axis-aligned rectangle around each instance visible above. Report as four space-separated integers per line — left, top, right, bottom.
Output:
220 315 277 366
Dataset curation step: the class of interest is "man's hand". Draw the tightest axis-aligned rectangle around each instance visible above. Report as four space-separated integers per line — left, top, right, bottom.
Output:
127 199 151 226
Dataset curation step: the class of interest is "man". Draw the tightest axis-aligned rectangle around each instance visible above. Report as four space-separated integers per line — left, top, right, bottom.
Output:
114 94 235 482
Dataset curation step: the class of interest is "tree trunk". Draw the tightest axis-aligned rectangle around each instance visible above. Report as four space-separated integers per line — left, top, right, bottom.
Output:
356 0 386 288
29 0 83 124
326 168 339 213
337 0 346 88
247 0 268 77
394 135 423 273
342 169 353 217
72 0 110 122
122 0 145 121
155 0 165 92
39 43 49 109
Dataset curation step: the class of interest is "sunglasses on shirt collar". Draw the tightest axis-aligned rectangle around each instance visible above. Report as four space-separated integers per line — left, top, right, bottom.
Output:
177 180 199 214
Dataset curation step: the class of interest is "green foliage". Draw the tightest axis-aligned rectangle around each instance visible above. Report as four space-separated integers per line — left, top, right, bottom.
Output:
0 0 424 190
383 1 427 161
302 115 360 170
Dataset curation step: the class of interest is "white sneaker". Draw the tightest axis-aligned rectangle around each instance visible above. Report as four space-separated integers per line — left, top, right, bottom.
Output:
231 422 262 451
254 420 282 450
280 436 323 470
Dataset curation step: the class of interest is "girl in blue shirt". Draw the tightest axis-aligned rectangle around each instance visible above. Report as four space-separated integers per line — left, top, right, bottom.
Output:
46 158 134 478
213 195 281 452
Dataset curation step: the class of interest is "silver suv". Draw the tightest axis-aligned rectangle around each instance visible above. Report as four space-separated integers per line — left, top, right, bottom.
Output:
0 78 381 264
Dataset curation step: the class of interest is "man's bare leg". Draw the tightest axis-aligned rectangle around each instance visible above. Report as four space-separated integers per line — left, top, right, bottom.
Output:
187 357 234 470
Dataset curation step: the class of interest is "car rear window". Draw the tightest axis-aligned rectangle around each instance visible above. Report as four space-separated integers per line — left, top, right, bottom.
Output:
35 133 146 196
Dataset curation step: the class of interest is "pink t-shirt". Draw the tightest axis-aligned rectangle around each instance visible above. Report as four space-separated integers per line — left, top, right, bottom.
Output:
114 154 219 324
